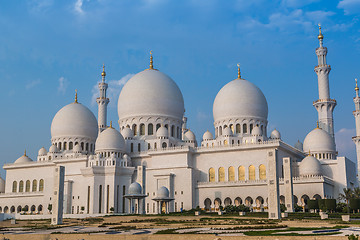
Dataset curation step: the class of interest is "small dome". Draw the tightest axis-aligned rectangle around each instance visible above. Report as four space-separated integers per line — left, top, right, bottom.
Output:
122 127 134 139
14 154 33 164
118 69 184 121
73 144 82 153
294 140 303 151
38 147 47 156
184 130 196 141
270 129 281 139
123 154 130 161
157 186 170 198
95 127 126 153
222 127 233 136
299 155 322 176
51 102 98 141
252 125 262 136
128 182 142 195
156 126 168 138
202 130 213 141
213 79 268 123
303 128 335 153
49 145 59 153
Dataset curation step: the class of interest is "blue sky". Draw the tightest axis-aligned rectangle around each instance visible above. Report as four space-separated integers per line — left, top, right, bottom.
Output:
0 0 360 177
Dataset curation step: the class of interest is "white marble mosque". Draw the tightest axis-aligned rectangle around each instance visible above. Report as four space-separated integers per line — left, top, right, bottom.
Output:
0 26 358 219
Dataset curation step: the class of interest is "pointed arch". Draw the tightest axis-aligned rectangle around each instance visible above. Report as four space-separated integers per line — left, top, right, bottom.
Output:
249 165 255 180
228 166 235 181
238 166 245 181
259 164 266 180
218 167 225 182
209 168 215 182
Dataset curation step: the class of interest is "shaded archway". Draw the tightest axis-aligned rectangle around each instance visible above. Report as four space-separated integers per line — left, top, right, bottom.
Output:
224 197 232 207
214 198 221 211
313 194 321 200
10 206 15 213
256 196 264 208
234 197 242 206
280 195 285 204
204 198 211 211
17 206 22 213
245 197 253 207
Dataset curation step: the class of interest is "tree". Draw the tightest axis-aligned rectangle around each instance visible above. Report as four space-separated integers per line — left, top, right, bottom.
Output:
339 188 353 213
353 187 360 199
47 204 52 213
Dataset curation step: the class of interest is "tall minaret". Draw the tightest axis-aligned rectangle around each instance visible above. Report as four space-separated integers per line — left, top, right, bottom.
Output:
313 24 337 139
352 79 360 180
96 64 109 133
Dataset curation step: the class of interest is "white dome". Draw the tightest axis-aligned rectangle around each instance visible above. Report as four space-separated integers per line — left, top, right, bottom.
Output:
95 127 125 152
252 126 262 136
128 182 142 195
51 102 98 141
222 127 233 136
123 154 130 161
49 145 59 153
156 126 168 138
184 130 196 141
202 130 213 141
14 154 33 164
38 147 47 156
213 79 268 122
73 144 82 153
294 140 303 151
270 129 281 139
303 128 335 153
122 127 134 139
118 69 184 121
299 155 322 176
157 186 170 198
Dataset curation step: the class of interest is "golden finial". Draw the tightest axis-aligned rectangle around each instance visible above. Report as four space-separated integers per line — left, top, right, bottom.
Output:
355 78 359 91
110 121 113 128
316 121 319 128
318 23 323 40
75 89 78 103
24 149 26 156
237 63 241 79
149 51 154 69
101 63 106 77
308 150 311 156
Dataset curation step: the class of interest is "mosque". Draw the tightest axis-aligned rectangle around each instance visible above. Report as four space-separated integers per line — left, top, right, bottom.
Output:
0 26 358 218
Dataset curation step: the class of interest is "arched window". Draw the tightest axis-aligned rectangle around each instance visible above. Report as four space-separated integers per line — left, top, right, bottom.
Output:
39 179 44 191
238 166 245 181
249 165 255 180
230 124 234 133
86 143 89 151
81 142 84 150
219 126 222 136
58 142 62 150
130 143 133 152
140 124 145 135
156 123 161 131
209 168 215 182
19 180 24 192
12 181 17 193
171 125 175 137
218 167 225 182
132 124 137 136
32 179 37 192
228 166 235 181
25 180 30 192
243 124 247 133
165 124 168 129
148 123 154 135
148 143 151 150
259 164 266 180
224 140 228 146
154 142 157 149
250 124 254 134
236 124 241 134
138 143 141 152
63 142 67 150
177 127 180 138
69 142 73 150
162 142 167 148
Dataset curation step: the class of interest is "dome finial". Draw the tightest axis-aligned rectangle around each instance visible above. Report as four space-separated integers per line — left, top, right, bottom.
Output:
308 150 311 156
101 63 106 80
75 89 78 103
110 121 113 128
318 23 323 46
316 121 319 128
355 78 359 94
149 50 154 70
24 149 26 156
237 63 241 79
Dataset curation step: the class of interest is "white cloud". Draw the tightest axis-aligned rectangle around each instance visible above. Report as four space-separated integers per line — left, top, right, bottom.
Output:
305 11 336 23
26 79 41 90
58 76 69 94
27 0 54 13
338 0 360 15
74 0 85 15
335 128 356 157
91 73 135 107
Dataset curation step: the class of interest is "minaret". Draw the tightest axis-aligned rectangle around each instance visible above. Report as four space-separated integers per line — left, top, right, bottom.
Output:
352 79 360 180
313 24 337 139
96 64 109 133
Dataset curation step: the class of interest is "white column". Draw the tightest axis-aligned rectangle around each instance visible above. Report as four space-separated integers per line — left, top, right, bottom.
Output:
267 149 280 219
283 157 294 212
51 166 65 225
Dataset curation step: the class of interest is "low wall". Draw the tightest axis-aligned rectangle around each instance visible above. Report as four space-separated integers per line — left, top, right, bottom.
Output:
14 213 118 220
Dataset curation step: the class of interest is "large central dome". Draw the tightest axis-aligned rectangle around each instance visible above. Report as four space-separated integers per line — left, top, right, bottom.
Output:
118 69 184 121
213 79 268 122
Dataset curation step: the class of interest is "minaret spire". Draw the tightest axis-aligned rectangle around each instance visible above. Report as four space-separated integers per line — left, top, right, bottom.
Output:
352 78 360 181
96 64 109 133
74 89 78 103
313 25 336 139
149 51 154 70
237 63 241 79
